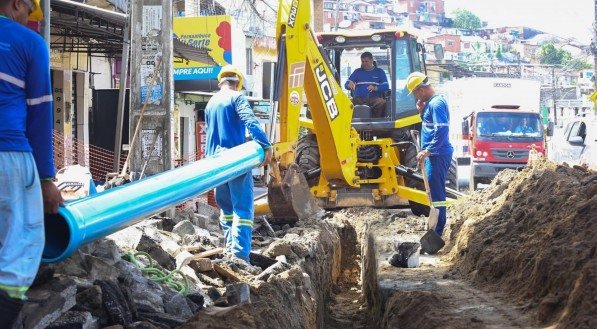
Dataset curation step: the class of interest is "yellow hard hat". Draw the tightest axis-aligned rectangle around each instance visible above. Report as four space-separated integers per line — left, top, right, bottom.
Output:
406 72 429 94
217 65 244 91
27 0 43 22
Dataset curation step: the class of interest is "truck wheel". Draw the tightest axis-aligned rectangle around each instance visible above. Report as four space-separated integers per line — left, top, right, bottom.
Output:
295 133 320 186
401 143 430 217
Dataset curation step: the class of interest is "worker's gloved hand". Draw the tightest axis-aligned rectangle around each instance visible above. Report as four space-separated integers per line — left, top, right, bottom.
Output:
262 148 273 167
41 180 65 214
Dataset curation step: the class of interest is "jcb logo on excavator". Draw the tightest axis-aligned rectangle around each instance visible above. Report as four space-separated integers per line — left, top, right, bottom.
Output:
288 0 298 28
315 63 339 121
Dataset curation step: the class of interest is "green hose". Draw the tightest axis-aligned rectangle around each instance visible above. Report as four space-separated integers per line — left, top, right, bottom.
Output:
123 251 189 295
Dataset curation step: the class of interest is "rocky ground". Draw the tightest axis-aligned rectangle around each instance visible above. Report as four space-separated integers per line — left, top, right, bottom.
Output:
13 159 596 329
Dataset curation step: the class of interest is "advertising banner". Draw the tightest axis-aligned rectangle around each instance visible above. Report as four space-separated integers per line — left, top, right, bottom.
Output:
173 15 232 81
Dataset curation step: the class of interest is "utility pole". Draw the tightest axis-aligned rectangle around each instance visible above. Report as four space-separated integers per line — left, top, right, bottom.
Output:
593 0 597 90
129 0 175 179
113 1 131 172
552 66 558 127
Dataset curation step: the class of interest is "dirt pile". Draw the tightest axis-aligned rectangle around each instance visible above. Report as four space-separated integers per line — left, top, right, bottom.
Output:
446 160 597 328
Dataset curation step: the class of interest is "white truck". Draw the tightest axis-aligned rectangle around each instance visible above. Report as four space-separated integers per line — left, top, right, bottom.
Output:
438 77 550 190
439 77 542 163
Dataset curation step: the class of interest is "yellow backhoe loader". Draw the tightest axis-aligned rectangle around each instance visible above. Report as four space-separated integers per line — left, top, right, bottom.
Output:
264 0 457 223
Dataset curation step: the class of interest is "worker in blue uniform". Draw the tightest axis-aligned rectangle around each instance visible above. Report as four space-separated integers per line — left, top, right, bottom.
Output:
205 65 272 262
406 72 453 236
0 0 63 327
345 52 389 117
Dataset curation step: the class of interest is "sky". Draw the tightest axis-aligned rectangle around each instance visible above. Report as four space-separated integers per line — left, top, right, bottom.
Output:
444 0 594 44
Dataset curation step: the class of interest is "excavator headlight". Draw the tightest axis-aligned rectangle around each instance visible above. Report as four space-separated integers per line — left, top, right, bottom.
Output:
335 36 346 43
371 34 382 42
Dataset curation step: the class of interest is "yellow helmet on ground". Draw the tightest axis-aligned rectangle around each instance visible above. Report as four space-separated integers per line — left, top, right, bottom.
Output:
217 65 244 91
26 0 43 22
406 72 429 94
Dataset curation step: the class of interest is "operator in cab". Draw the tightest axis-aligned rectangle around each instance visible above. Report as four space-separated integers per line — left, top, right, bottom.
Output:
345 52 389 117
406 72 453 238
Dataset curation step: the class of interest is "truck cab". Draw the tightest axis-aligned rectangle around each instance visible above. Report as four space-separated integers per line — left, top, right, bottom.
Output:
463 105 546 190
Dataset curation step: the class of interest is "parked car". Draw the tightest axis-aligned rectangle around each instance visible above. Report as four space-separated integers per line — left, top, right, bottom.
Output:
551 118 597 169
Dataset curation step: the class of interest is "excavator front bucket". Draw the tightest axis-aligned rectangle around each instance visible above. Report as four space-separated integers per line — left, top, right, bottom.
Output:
267 163 319 225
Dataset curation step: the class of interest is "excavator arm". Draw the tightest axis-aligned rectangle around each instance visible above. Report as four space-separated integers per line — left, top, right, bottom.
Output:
274 0 358 186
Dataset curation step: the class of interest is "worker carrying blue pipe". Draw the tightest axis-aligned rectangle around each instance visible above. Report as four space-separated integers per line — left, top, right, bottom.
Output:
205 65 272 262
406 72 453 236
0 0 64 327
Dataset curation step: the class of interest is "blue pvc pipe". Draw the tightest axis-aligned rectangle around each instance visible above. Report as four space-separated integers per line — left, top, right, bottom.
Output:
42 141 265 263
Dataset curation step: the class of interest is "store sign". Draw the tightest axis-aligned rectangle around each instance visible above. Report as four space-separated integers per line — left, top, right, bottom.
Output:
173 15 232 81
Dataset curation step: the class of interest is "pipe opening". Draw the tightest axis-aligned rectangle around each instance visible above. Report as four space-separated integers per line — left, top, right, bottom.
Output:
42 213 70 260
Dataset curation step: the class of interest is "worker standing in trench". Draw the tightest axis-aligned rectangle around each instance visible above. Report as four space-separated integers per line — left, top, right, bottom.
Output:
406 72 453 237
205 65 272 263
0 0 63 327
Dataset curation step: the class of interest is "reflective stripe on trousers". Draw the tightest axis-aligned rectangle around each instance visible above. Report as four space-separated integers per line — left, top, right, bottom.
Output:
424 152 452 236
215 172 254 261
0 151 44 300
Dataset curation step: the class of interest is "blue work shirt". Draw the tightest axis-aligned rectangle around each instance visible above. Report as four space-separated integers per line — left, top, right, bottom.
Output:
0 17 55 179
421 95 453 155
205 89 271 156
345 67 389 98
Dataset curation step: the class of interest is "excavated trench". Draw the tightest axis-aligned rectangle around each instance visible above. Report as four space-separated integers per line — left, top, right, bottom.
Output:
182 160 595 329
178 212 386 329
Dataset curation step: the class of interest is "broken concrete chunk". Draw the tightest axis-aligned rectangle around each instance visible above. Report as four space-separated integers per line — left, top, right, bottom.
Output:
21 277 78 329
94 280 134 326
135 233 176 270
86 255 122 281
128 321 160 329
163 293 194 320
226 283 251 305
263 240 296 259
79 239 122 266
172 220 196 237
114 263 165 314
106 225 144 250
47 311 100 329
186 292 205 309
195 203 220 221
136 311 187 328
75 285 103 312
191 258 214 272
255 261 292 281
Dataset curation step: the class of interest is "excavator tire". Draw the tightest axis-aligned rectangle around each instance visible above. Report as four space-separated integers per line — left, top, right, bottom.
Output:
402 144 458 217
295 133 321 186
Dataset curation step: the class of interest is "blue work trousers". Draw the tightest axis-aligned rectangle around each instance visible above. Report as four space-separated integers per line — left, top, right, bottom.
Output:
0 152 44 300
215 172 254 261
425 153 452 236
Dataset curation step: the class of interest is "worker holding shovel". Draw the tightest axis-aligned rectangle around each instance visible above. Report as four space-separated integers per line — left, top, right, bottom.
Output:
406 72 453 239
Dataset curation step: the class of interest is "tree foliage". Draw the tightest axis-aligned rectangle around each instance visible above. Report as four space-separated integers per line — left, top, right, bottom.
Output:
452 9 481 30
539 42 572 65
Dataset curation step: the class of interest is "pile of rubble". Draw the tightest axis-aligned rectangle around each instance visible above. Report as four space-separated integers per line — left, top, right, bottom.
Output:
445 160 597 328
15 203 348 329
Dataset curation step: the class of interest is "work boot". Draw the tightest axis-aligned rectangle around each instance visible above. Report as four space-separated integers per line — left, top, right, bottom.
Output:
0 290 24 329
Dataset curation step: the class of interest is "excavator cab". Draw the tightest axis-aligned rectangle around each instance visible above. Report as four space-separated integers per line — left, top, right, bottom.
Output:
317 30 425 136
